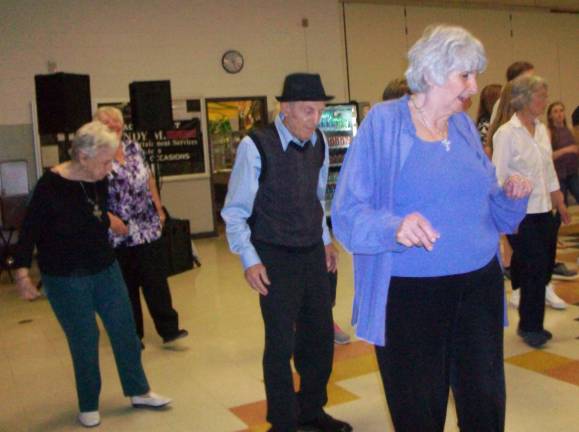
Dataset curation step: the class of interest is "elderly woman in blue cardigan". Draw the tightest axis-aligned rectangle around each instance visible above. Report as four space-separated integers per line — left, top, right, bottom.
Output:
332 25 532 432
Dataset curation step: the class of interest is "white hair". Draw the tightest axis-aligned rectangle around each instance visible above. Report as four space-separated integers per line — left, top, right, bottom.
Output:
70 121 118 161
405 25 487 93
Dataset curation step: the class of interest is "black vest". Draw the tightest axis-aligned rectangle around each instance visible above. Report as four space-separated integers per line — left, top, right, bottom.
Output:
248 123 325 248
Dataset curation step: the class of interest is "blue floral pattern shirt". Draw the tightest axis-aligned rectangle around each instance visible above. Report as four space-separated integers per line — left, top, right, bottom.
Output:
108 137 162 248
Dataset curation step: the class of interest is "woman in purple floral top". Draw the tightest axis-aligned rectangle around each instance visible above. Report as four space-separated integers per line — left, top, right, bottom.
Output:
95 107 188 348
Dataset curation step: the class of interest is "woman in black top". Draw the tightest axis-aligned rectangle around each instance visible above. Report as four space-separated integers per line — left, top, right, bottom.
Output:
14 122 171 428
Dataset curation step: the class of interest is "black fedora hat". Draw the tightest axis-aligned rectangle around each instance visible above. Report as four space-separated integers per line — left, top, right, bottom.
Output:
276 73 334 102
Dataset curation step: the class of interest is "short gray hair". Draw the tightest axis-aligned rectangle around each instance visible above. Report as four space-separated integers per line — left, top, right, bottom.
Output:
70 121 118 161
510 75 547 112
405 25 487 93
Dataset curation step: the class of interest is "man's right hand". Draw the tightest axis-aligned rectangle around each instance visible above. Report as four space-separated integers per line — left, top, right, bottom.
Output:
244 263 271 295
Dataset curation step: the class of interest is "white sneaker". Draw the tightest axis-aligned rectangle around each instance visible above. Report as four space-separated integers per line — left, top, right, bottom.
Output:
78 411 100 428
509 289 520 309
545 283 567 310
131 392 172 409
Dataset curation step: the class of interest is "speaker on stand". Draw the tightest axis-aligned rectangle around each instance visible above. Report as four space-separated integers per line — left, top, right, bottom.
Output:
34 73 92 162
129 80 173 193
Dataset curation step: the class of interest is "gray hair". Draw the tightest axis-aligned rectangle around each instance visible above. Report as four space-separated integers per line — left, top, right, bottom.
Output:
510 75 548 112
405 25 487 93
70 121 118 161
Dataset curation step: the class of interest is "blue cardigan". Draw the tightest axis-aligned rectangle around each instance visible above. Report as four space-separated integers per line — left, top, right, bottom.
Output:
331 96 527 346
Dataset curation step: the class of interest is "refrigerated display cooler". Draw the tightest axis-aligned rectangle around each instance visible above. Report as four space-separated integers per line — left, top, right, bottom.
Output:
319 103 358 215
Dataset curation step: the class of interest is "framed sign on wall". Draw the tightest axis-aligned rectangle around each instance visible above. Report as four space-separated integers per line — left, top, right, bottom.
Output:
96 98 208 178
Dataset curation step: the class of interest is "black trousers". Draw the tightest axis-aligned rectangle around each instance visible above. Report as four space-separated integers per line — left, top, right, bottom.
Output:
115 238 179 340
375 258 505 432
509 211 558 290
255 240 334 431
507 213 554 332
329 270 337 306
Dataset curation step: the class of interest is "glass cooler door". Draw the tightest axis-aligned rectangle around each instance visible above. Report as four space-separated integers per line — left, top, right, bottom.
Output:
319 104 358 215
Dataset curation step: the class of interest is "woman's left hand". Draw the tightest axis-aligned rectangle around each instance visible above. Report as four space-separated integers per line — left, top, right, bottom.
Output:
16 275 40 301
559 205 571 225
157 207 166 226
325 243 339 273
503 174 533 199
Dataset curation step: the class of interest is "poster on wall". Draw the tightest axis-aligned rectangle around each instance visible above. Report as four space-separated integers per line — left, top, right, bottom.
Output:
97 98 206 177
205 96 268 173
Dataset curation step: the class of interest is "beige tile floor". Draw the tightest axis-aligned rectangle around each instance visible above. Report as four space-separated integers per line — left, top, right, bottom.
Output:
0 233 578 431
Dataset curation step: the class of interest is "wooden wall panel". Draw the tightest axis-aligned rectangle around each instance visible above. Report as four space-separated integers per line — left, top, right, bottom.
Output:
344 3 407 104
345 2 578 120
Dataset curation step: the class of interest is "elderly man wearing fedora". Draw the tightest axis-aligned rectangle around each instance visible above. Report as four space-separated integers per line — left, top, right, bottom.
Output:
222 73 352 432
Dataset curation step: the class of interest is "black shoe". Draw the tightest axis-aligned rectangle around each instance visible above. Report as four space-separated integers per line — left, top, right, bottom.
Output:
551 262 579 280
517 328 549 348
162 329 189 344
298 412 352 432
517 328 552 341
140 341 145 350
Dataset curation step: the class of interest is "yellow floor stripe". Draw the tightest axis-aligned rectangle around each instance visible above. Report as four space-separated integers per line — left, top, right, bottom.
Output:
506 351 573 373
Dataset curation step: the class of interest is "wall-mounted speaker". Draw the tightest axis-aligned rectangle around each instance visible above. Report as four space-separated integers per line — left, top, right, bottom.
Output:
34 73 92 134
129 80 173 131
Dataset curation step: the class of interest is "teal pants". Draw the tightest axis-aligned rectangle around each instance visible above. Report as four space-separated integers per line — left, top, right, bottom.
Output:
43 262 150 412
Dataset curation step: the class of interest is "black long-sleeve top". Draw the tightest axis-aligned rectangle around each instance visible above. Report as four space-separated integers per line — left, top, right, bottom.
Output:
13 170 115 276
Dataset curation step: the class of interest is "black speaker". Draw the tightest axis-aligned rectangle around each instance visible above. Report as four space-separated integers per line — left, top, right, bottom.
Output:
129 80 173 131
34 73 92 134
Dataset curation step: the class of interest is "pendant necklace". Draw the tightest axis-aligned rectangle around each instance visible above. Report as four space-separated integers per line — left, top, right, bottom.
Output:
79 182 103 220
410 97 451 151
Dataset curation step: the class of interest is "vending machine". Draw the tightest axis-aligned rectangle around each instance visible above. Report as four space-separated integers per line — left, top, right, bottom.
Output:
319 103 358 215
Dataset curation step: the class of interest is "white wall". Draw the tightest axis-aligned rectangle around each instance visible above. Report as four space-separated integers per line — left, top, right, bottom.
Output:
0 0 348 234
0 0 348 126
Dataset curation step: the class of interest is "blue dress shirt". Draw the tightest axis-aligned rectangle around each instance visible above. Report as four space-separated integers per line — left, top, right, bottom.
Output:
221 114 332 270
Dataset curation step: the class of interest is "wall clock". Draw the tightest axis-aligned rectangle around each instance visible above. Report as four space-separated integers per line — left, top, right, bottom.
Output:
221 50 244 74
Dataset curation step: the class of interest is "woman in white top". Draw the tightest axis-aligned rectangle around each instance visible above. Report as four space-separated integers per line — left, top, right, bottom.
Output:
492 75 568 348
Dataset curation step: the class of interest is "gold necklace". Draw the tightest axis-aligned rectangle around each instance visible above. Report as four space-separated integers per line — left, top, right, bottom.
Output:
410 97 451 151
79 182 103 220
